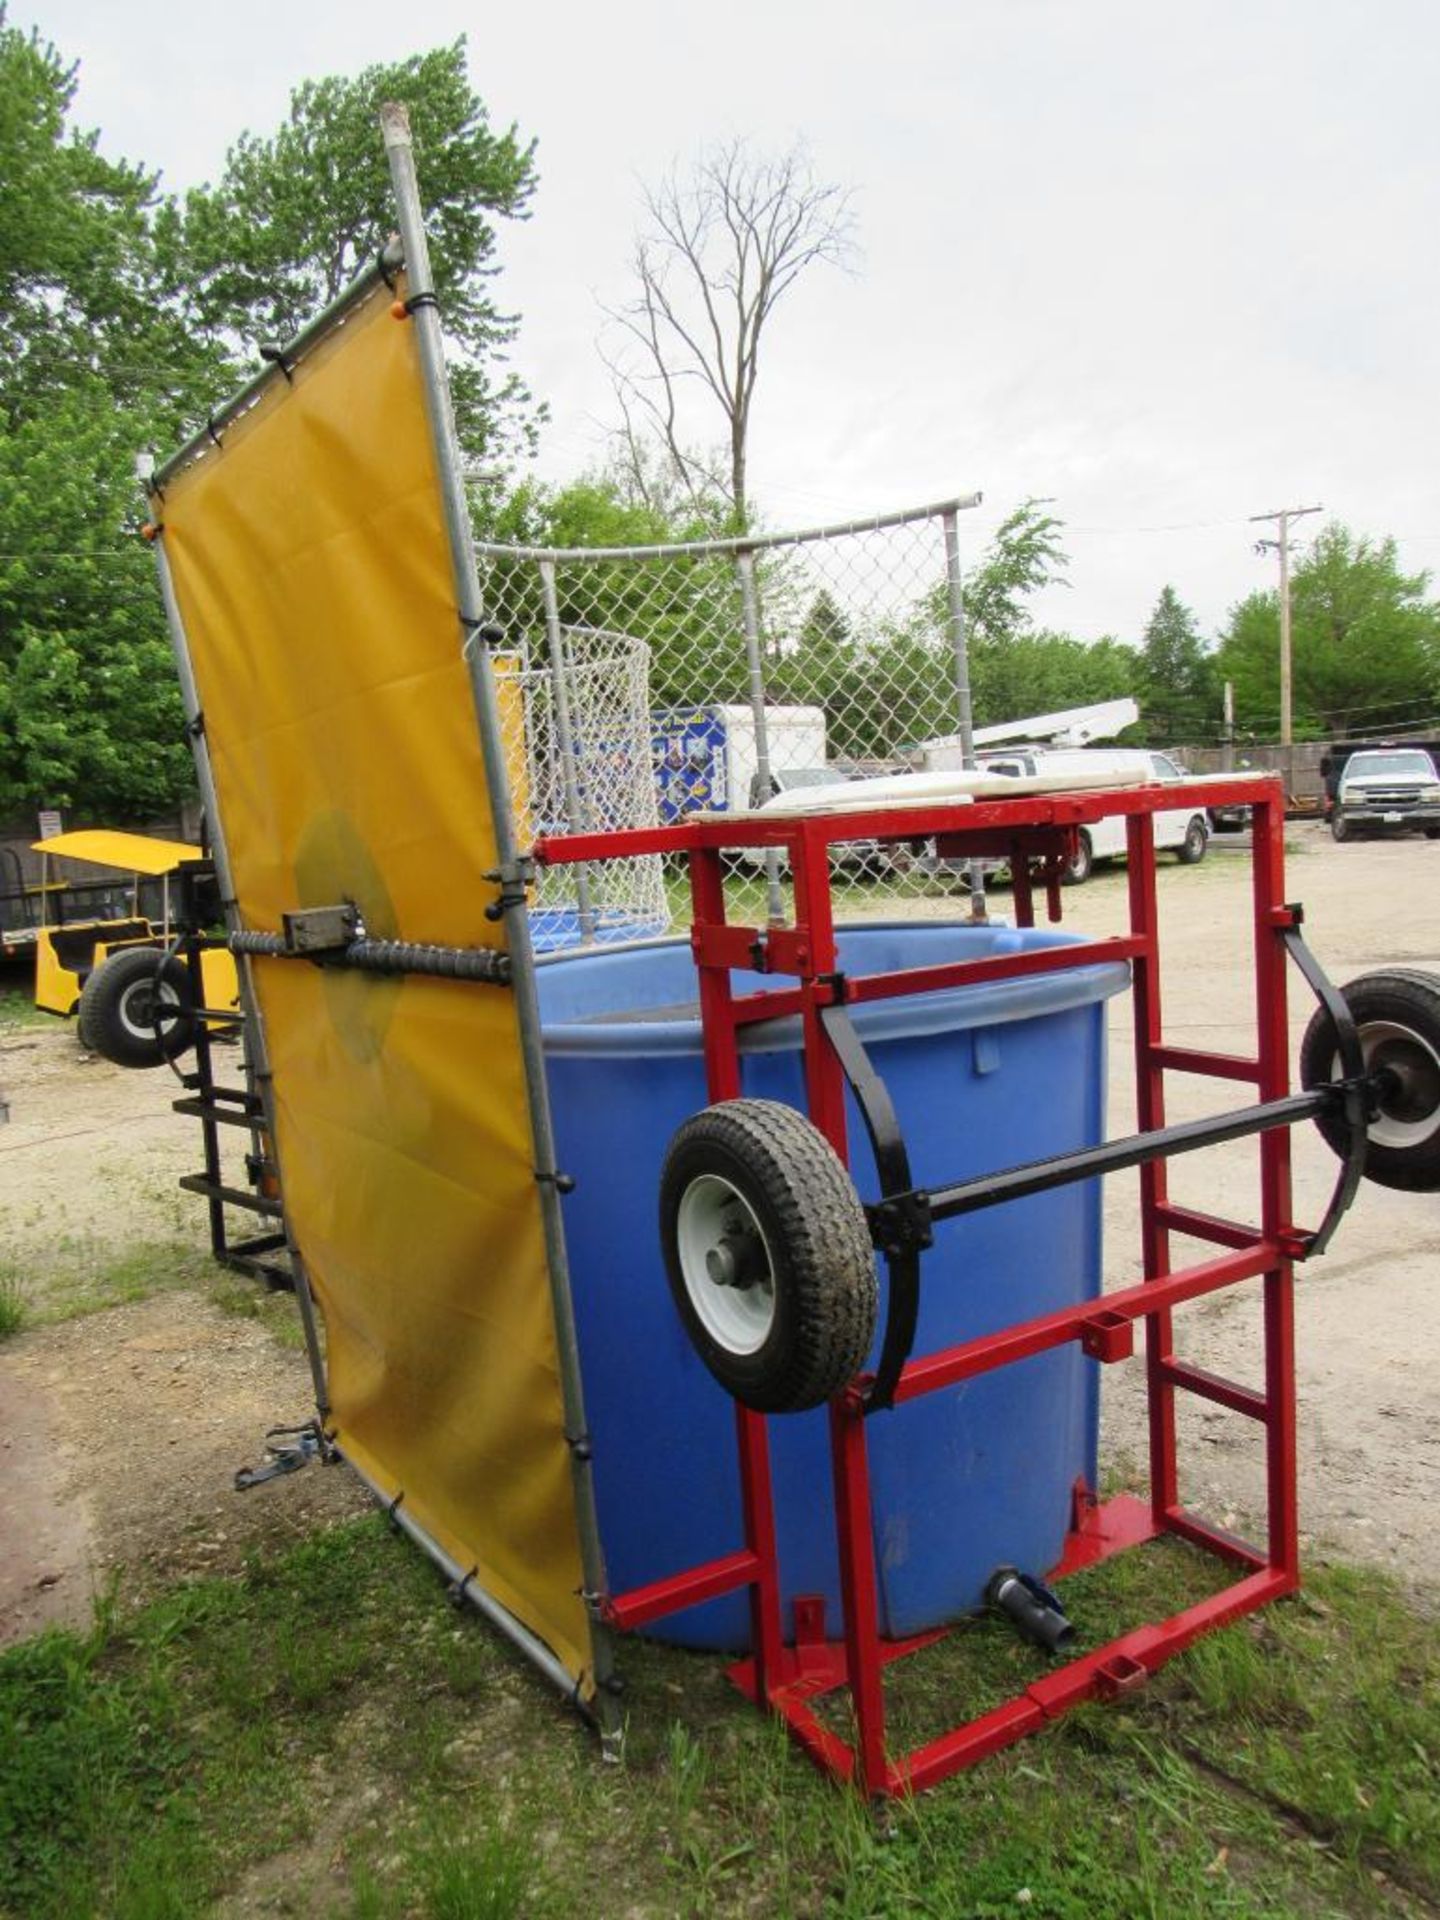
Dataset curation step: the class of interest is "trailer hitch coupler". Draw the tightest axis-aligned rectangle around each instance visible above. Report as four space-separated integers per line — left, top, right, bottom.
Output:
986 1566 1076 1655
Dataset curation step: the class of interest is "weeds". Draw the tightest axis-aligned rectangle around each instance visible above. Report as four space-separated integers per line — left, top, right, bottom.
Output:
1 1515 1435 1918
0 1272 26 1340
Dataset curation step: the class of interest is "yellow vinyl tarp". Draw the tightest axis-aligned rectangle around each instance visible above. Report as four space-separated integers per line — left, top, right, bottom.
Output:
156 281 591 1689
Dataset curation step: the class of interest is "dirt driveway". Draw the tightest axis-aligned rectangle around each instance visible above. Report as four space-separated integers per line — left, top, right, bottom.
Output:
0 820 1436 1647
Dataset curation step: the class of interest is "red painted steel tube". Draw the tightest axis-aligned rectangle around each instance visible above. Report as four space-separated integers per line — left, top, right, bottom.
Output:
839 936 1144 1005
891 1244 1275 1404
1250 790 1302 1584
1152 1203 1264 1251
1125 811 1180 1520
895 1569 1290 1796
1158 1358 1268 1422
607 1549 761 1630
532 776 1285 867
1162 1506 1269 1571
828 1401 888 1796
1151 1045 1263 1083
723 934 1144 1030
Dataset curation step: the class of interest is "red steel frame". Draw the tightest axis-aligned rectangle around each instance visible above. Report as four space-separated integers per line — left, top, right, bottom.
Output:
536 776 1305 1797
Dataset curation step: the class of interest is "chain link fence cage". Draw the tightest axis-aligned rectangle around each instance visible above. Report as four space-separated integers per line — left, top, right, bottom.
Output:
474 497 983 940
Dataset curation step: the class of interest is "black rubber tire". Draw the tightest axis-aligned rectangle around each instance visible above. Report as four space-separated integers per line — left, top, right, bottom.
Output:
1331 814 1350 843
659 1098 877 1413
1176 815 1209 865
1300 969 1440 1192
77 947 196 1069
1060 829 1093 887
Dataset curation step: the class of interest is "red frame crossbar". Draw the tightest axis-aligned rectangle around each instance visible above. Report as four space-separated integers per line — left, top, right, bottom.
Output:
537 777 1304 1797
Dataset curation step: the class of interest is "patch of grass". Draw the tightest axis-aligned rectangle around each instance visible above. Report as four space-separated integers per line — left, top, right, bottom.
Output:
0 984 46 1030
0 1273 26 1341
16 1238 214 1325
2 1515 1436 1918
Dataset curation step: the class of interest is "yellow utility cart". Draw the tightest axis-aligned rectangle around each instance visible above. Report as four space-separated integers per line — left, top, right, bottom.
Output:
32 829 240 1066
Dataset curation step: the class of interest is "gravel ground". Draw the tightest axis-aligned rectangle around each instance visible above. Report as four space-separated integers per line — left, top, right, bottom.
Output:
0 818 1436 1647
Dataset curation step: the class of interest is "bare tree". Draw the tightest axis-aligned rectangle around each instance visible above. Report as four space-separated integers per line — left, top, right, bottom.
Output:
604 140 856 529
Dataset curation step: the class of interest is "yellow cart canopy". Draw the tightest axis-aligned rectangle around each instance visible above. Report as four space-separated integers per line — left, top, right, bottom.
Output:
35 830 205 875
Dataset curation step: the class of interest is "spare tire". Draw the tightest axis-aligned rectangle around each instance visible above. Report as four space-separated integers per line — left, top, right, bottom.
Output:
659 1099 877 1413
1300 969 1440 1192
77 947 196 1069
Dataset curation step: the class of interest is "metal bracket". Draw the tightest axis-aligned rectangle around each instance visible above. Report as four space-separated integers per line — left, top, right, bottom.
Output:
484 855 536 921
281 902 362 955
819 1004 925 1413
1282 926 1368 1256
234 1420 331 1491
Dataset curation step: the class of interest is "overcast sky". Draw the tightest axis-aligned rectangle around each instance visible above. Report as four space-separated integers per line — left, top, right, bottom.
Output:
30 0 1440 643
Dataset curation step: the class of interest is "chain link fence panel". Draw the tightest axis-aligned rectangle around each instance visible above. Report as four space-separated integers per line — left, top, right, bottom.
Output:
475 498 983 938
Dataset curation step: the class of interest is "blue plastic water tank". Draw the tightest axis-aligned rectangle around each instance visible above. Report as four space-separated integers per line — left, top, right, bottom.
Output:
537 921 1130 1649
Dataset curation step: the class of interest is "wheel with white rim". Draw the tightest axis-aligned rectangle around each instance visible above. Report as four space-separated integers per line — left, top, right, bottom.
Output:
77 947 195 1069
659 1099 877 1413
1300 969 1440 1192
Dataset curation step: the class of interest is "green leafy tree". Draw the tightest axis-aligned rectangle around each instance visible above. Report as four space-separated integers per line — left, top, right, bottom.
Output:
971 630 1135 730
0 388 191 815
167 42 539 460
0 24 544 819
1217 524 1440 737
1136 585 1217 740
962 500 1068 646
0 10 226 434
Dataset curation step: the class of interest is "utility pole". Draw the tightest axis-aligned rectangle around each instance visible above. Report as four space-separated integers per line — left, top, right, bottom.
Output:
1251 504 1321 745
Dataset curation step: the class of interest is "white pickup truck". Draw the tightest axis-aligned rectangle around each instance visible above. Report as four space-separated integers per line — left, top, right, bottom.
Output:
1330 748 1440 842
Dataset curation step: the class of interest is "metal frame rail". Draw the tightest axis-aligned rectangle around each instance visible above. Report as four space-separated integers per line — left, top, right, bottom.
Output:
535 772 1354 1797
168 929 291 1289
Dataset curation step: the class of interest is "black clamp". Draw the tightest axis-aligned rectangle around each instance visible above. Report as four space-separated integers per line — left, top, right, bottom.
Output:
818 970 849 1004
404 289 440 316
867 1189 935 1259
748 936 769 973
564 1428 593 1462
537 1168 576 1194
819 1003 926 1413
1282 923 1368 1257
385 1489 406 1530
461 616 507 653
484 855 536 921
447 1564 480 1609
259 343 295 383
205 415 224 450
186 711 206 741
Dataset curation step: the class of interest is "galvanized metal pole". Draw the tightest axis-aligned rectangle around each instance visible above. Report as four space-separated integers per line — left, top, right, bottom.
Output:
735 549 785 926
537 559 598 941
380 102 621 1744
942 509 988 923
143 493 331 1418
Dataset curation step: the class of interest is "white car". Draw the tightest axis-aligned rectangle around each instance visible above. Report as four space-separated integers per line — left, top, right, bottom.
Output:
976 747 1209 883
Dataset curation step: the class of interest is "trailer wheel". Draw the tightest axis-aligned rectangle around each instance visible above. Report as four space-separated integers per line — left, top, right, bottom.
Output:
659 1099 877 1413
1300 969 1440 1191
1331 813 1350 843
1061 829 1093 886
77 947 195 1069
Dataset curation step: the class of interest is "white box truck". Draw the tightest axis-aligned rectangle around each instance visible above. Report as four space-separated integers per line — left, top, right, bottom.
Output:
652 703 828 822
